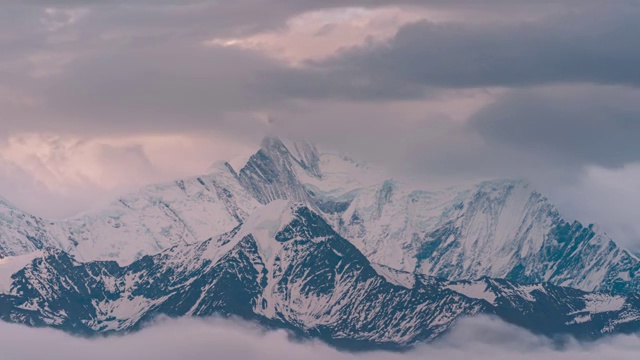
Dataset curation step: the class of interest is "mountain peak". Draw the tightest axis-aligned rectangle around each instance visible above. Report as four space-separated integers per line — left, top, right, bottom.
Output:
260 135 287 151
260 136 322 178
0 133 638 298
475 178 530 190
2 136 640 346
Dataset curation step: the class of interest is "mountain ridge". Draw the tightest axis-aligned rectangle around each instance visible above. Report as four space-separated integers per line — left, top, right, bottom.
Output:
0 137 638 294
0 201 639 349
1 136 640 348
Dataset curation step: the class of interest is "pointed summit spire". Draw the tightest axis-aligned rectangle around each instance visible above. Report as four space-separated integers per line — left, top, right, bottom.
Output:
260 136 322 178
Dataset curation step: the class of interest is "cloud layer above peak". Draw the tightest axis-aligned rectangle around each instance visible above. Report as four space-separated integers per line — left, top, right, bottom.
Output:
2 1 639 135
0 0 639 246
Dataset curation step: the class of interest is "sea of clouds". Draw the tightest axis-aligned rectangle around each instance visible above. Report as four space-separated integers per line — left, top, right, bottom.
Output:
1 315 639 360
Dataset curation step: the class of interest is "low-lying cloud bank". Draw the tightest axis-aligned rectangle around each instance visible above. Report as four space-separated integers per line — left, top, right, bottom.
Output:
1 316 639 360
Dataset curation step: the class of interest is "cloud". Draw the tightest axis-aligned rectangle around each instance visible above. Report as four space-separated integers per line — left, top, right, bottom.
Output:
205 7 439 64
3 1 639 136
470 85 640 169
0 0 639 246
258 84 640 248
0 3 294 136
0 133 249 218
300 3 640 94
0 316 639 360
2 1 639 139
3 2 423 136
259 83 640 188
549 163 640 250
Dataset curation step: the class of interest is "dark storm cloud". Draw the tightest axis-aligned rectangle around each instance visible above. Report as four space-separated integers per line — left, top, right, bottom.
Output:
0 0 638 185
27 44 286 134
2 0 640 136
265 85 640 178
470 86 640 169
294 3 640 96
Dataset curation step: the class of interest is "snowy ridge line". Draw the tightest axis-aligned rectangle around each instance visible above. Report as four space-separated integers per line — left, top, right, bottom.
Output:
0 136 638 296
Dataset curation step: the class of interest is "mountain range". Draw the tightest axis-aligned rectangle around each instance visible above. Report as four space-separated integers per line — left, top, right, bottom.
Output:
0 137 639 348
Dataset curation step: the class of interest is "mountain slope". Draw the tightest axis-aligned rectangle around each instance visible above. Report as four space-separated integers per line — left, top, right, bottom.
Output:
0 196 72 257
0 163 260 265
337 178 640 293
0 202 639 348
229 138 640 294
0 136 638 295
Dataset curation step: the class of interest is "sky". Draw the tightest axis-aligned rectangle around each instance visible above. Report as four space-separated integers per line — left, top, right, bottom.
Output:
1 315 640 360
0 1 639 248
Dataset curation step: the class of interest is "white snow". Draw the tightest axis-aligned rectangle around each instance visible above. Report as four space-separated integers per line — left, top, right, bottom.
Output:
568 314 592 324
447 281 497 305
370 263 415 289
518 284 546 301
198 199 301 275
226 147 259 173
618 271 631 281
54 168 259 265
0 251 42 293
341 179 467 272
233 200 293 268
295 152 386 199
92 295 171 331
582 293 626 314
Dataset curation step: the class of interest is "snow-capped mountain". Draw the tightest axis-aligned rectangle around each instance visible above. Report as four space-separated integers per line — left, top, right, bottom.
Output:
339 178 640 294
0 136 639 347
0 161 260 264
224 137 639 294
1 202 638 348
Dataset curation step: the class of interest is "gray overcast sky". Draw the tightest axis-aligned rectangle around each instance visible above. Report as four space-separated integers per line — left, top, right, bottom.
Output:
0 0 639 248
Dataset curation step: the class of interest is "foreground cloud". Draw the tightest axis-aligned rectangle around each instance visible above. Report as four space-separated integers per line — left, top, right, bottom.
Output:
1 316 639 360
